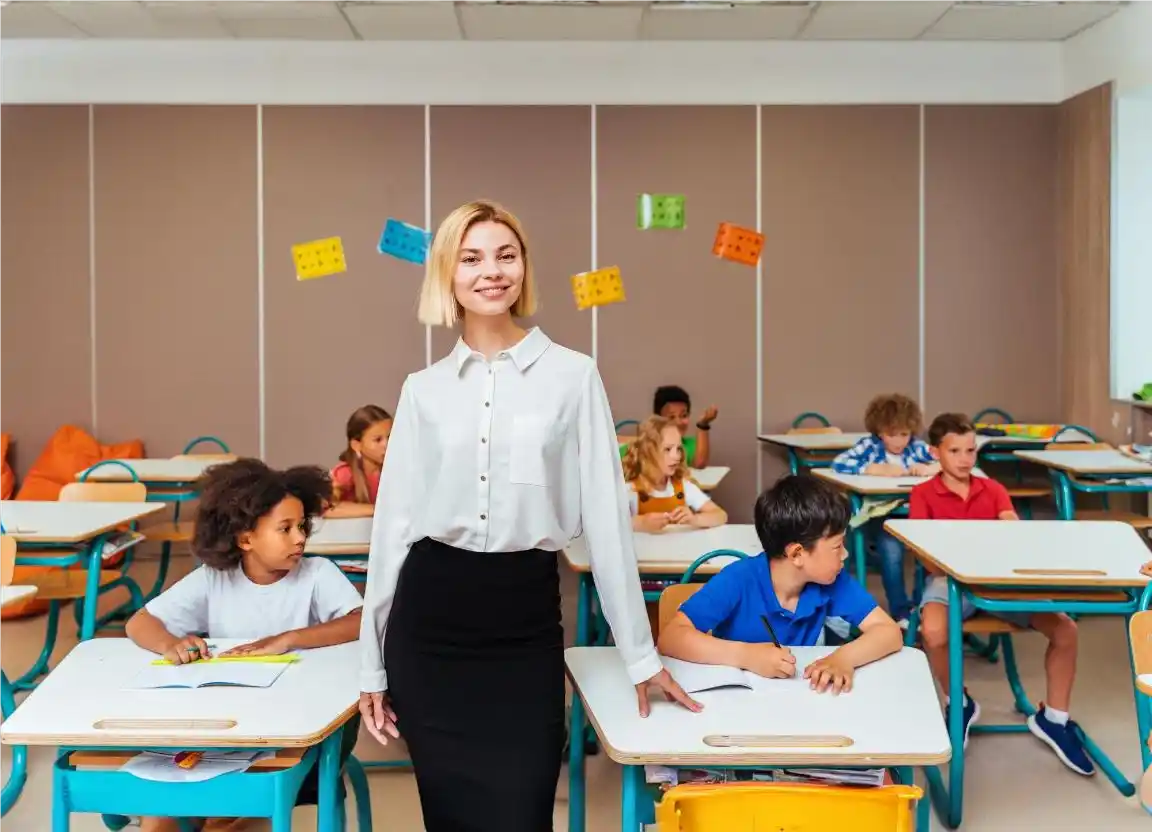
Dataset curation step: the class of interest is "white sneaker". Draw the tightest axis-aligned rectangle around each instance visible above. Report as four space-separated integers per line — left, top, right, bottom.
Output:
896 617 910 631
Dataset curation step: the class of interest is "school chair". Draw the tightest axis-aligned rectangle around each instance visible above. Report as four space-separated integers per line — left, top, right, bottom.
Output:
786 412 842 475
972 407 1014 425
59 476 152 637
1 535 32 817
1043 441 1152 530
1129 610 1152 777
654 782 922 832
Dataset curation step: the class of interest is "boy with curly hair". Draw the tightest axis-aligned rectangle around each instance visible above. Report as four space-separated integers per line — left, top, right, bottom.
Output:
831 393 938 626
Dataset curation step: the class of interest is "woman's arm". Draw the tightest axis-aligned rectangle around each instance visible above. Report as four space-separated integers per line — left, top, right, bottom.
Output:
359 378 421 695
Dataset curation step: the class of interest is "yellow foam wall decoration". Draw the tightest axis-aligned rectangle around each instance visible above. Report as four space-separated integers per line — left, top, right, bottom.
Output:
292 236 347 280
571 266 625 310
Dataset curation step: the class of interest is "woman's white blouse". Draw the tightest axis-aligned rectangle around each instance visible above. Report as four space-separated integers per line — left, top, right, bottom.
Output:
359 327 661 692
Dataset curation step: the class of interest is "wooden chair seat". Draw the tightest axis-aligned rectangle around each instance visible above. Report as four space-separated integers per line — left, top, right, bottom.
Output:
1005 486 1051 499
961 614 1028 635
139 520 195 543
1074 509 1152 530
68 748 306 771
30 569 122 601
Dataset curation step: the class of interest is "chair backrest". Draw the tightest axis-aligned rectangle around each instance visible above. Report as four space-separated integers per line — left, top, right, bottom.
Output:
790 411 832 430
59 481 148 503
1131 611 1152 677
659 583 704 633
787 426 843 436
1 535 15 588
1043 442 1113 452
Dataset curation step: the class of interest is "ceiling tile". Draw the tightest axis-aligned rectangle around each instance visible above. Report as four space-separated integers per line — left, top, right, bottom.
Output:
48 1 231 38
640 2 814 40
924 1 1124 41
0 2 89 37
343 1 462 40
800 1 952 40
457 2 645 41
209 1 346 20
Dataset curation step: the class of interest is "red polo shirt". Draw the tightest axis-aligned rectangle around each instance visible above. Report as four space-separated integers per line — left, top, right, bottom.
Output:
909 474 1013 520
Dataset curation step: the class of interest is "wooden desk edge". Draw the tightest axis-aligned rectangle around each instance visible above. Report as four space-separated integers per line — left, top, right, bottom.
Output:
564 666 951 768
1013 452 1152 476
307 546 370 557
883 526 1149 589
560 551 729 575
0 702 360 749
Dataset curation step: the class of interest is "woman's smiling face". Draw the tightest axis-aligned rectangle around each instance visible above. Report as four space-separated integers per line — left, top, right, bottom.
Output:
453 220 526 319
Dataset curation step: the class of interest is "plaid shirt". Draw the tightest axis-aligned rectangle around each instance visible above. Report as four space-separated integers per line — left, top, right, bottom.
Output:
832 435 934 475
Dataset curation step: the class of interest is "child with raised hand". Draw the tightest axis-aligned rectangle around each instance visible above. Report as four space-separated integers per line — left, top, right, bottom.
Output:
623 416 727 533
658 475 902 694
831 393 937 626
327 404 392 518
125 459 364 832
653 384 718 468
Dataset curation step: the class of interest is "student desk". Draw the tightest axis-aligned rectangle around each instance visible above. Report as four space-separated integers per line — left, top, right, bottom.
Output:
562 524 761 648
1013 449 1152 521
0 638 360 832
305 517 373 583
0 500 164 689
689 466 729 492
77 457 221 490
566 645 949 832
2 584 38 816
757 432 868 474
885 519 1149 828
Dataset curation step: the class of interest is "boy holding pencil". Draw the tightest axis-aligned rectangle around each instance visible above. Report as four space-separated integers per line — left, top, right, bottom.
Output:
658 475 902 694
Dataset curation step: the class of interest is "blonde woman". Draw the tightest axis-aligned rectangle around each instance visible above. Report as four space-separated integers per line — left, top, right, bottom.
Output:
357 200 698 831
623 416 728 534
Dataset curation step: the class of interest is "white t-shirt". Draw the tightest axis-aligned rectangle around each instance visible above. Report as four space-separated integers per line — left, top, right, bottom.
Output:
627 479 711 516
885 452 907 469
145 557 363 641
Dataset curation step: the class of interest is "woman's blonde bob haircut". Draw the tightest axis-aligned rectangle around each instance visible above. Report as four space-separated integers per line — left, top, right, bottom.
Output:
417 199 538 327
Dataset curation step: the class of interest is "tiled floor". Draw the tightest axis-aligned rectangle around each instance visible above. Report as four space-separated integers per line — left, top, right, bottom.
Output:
2 553 1150 830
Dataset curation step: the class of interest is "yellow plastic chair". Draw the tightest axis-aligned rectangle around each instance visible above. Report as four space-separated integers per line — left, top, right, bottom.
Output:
655 782 922 832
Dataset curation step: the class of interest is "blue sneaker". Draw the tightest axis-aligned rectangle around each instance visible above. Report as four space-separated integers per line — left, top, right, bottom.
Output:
1027 708 1095 776
945 692 981 750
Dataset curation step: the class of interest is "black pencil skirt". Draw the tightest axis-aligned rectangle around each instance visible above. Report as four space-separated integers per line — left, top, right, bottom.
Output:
383 537 566 832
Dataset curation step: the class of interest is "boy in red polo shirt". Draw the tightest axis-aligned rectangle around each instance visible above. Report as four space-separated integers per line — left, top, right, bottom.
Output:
910 413 1092 776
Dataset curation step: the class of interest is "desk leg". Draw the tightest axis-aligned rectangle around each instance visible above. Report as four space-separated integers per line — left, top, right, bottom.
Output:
925 577 966 829
848 494 866 583
0 671 27 817
787 449 800 476
568 693 587 832
315 727 343 832
1051 471 1075 521
576 574 592 647
620 764 643 832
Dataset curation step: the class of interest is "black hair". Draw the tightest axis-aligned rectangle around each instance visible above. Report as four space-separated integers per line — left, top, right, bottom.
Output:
192 458 333 570
754 474 851 559
653 385 691 415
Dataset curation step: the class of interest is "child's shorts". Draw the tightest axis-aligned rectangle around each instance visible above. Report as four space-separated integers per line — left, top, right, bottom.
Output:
919 577 1032 629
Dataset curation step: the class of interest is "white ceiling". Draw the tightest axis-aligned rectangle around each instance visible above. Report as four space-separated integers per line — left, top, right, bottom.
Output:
0 1 1127 42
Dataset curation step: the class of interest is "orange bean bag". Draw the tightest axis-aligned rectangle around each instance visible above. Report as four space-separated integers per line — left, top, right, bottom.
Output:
3 425 145 620
1 433 13 499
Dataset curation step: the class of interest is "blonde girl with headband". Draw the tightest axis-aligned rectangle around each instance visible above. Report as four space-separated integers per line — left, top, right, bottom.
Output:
623 416 728 533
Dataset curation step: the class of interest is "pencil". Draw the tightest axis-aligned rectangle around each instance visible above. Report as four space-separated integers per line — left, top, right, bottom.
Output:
760 615 781 649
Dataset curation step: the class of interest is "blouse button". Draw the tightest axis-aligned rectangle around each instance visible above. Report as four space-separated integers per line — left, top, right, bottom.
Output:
485 402 490 407
480 475 487 482
480 514 487 521
481 437 487 444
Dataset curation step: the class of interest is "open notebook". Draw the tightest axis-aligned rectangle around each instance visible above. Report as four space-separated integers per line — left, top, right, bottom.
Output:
661 656 791 694
129 661 291 690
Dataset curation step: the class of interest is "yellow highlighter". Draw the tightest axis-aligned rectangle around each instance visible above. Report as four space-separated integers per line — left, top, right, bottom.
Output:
152 654 301 666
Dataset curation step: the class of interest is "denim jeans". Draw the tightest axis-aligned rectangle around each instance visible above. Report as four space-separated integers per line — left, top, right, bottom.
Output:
865 519 911 621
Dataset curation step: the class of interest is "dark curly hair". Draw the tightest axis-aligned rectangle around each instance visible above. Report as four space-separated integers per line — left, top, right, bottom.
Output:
192 458 333 570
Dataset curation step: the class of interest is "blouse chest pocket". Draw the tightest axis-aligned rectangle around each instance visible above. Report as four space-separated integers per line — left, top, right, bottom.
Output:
509 414 554 487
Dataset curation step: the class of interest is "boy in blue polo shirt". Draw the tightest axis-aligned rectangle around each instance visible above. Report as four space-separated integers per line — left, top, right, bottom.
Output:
658 475 903 694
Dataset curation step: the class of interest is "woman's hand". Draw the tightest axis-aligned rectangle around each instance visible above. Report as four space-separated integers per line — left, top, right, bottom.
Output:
220 632 296 658
162 635 213 665
360 691 401 745
635 668 702 718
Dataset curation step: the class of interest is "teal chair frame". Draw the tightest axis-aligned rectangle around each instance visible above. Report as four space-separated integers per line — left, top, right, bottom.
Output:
784 412 839 475
1 669 27 816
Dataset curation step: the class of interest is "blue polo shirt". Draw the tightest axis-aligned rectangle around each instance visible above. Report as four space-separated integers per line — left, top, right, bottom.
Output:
679 554 877 646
